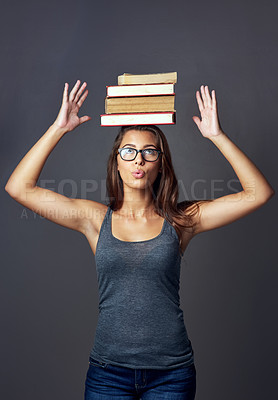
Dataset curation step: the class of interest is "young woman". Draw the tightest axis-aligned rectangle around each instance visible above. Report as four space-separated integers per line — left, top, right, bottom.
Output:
5 80 274 400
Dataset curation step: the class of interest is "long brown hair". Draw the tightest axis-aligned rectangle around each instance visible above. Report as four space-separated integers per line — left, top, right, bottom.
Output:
106 125 205 256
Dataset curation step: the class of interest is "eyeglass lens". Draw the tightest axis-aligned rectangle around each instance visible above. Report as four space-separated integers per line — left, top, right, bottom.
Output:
120 148 159 161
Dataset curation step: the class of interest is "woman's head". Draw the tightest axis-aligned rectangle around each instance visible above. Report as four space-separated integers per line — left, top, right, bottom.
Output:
106 125 178 212
106 125 201 256
116 129 162 198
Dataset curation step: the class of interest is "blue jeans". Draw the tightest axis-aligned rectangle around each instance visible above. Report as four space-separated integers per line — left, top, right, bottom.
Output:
84 356 196 400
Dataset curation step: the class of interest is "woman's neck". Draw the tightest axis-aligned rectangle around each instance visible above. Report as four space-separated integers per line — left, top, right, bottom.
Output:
117 203 157 218
117 186 158 218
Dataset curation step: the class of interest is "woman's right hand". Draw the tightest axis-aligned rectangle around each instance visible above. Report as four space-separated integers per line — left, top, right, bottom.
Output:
53 79 92 133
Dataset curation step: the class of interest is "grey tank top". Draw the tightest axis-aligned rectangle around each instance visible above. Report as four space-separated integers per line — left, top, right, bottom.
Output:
90 205 194 369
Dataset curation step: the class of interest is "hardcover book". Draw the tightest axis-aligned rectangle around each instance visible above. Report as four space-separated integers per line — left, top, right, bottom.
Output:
105 95 175 114
107 83 175 97
118 72 177 85
100 112 176 126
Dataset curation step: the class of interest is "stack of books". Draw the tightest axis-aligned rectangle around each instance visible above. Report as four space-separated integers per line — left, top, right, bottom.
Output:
100 72 177 126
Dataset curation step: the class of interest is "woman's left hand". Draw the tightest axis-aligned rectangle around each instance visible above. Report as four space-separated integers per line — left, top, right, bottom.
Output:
192 85 224 139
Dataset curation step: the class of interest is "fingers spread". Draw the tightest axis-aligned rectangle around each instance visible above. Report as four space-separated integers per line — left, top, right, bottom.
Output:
196 90 204 112
77 89 89 108
69 79 81 102
204 85 212 107
192 116 201 130
75 82 87 104
63 83 69 103
79 115 92 124
212 90 217 109
200 85 207 107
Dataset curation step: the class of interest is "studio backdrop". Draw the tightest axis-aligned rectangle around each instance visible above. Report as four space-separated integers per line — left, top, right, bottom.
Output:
1 1 277 399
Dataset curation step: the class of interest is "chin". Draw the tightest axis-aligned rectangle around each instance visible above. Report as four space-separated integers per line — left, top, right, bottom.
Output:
124 179 154 190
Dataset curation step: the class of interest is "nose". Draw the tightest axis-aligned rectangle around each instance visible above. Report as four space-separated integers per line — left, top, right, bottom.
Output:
134 151 145 164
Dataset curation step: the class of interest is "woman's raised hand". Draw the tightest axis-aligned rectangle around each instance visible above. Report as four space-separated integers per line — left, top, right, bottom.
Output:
53 80 92 132
192 85 223 139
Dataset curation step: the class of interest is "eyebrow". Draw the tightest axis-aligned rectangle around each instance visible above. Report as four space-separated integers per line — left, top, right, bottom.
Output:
122 143 157 148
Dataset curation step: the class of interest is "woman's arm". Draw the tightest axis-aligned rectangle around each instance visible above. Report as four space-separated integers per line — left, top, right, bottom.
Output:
189 85 275 235
5 80 101 234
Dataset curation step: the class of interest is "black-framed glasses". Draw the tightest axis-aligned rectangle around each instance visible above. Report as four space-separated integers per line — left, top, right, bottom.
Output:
118 147 163 162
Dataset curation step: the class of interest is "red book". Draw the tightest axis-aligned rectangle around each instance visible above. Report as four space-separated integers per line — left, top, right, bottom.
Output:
100 112 176 126
106 83 175 98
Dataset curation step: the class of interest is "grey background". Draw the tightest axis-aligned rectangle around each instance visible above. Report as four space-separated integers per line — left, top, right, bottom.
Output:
1 0 277 399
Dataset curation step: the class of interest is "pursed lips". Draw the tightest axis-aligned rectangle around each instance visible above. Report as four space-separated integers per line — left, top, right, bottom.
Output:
131 170 145 178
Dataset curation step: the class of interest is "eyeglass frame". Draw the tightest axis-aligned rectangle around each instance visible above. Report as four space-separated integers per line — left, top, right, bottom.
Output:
117 147 163 162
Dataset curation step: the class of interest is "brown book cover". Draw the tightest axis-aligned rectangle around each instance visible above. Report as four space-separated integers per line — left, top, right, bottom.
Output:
118 72 177 85
105 95 176 114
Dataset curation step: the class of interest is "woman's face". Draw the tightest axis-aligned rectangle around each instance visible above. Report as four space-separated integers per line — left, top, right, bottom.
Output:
117 130 162 191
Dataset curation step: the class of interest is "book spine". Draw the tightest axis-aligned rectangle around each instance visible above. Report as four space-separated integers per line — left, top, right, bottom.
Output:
118 72 177 85
105 96 175 114
106 83 175 97
100 112 176 126
100 112 176 116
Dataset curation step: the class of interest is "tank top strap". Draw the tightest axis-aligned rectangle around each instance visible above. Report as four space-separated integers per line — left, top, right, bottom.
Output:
97 206 112 246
